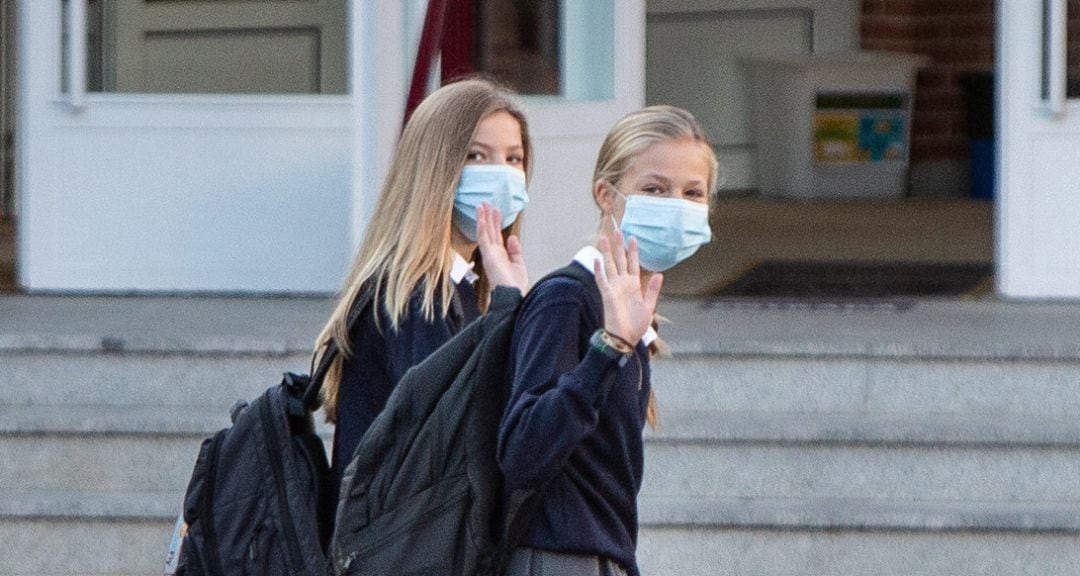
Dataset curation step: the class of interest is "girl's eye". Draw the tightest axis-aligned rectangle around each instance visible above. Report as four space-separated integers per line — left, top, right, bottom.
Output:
466 151 484 162
507 154 524 165
642 185 663 195
685 189 706 199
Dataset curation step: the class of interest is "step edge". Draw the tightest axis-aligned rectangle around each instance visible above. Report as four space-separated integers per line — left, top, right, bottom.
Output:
0 334 310 357
638 496 1080 533
646 410 1080 448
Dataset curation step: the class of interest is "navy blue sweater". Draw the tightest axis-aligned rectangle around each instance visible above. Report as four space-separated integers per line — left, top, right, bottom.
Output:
498 264 651 576
331 279 481 482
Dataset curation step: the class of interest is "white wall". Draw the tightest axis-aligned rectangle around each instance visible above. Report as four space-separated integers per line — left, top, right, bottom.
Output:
645 0 859 191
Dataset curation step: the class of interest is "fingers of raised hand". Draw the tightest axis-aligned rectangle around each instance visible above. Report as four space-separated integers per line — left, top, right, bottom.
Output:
489 205 504 239
476 203 490 245
593 258 609 292
506 235 524 262
643 272 663 313
612 229 628 275
627 236 641 277
596 237 612 286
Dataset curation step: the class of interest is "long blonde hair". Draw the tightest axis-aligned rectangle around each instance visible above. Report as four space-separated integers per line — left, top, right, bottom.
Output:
316 78 533 423
592 105 719 429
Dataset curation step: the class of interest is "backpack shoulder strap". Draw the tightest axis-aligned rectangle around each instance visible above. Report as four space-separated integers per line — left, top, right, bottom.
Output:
529 261 602 318
301 282 377 411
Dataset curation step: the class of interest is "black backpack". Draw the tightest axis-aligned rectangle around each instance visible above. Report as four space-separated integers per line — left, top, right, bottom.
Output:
331 265 594 576
175 288 375 576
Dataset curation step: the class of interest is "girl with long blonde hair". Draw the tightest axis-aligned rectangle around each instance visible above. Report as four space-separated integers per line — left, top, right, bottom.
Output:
316 78 533 486
498 105 717 576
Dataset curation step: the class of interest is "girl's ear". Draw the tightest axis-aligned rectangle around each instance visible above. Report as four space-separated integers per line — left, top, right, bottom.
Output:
593 179 616 215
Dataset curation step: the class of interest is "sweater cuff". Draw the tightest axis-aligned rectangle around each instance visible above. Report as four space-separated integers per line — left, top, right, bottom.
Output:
489 285 524 312
575 345 622 406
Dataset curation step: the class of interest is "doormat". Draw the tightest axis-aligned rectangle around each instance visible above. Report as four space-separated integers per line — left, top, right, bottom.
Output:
709 260 994 299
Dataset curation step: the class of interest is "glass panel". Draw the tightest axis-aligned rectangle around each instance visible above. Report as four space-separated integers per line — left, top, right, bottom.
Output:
1069 0 1080 97
476 0 561 95
76 0 348 94
463 0 613 101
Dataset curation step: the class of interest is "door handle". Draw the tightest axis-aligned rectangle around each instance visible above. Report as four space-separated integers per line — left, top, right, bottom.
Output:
65 0 87 110
1041 0 1067 116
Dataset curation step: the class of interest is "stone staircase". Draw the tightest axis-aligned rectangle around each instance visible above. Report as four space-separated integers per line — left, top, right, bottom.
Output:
638 351 1080 575
4 298 1080 575
0 345 316 575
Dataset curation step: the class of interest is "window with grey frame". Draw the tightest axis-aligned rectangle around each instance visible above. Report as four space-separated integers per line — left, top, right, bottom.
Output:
67 0 348 95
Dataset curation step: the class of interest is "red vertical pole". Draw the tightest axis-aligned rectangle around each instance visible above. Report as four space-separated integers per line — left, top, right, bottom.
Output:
440 0 476 83
404 0 451 128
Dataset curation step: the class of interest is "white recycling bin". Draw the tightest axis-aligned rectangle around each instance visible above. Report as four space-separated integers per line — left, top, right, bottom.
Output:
744 52 928 199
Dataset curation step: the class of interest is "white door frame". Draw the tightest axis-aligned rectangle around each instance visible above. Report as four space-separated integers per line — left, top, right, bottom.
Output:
998 0 1080 299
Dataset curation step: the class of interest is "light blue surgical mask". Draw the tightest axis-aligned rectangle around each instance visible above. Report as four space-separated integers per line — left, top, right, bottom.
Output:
452 164 529 241
615 193 711 272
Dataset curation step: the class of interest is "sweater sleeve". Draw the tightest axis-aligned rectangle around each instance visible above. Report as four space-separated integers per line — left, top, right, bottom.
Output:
497 281 622 489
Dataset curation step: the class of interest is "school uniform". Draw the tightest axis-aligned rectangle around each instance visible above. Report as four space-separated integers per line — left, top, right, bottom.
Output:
331 254 482 484
499 246 656 576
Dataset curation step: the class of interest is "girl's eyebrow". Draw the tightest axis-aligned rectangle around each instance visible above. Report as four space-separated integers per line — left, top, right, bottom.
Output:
641 172 706 188
469 141 524 152
639 172 672 185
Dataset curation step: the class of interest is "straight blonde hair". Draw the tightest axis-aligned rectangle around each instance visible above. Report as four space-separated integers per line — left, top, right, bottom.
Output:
316 78 532 423
593 105 719 429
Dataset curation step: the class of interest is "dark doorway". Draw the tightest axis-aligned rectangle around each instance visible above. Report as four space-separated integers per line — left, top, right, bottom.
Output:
1 0 14 292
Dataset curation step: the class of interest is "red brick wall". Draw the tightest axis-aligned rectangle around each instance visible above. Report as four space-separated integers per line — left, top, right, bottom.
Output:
861 0 995 164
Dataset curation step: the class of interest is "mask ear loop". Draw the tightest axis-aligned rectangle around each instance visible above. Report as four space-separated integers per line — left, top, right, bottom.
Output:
602 182 627 237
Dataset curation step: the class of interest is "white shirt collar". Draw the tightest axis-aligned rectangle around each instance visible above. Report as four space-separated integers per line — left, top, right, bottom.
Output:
572 246 658 347
450 252 479 285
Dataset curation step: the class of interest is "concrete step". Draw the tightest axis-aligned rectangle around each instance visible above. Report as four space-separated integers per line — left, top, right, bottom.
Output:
646 409 1080 447
638 523 1080 576
641 409 1080 506
637 495 1080 533
0 405 332 494
10 344 1080 421
0 491 180 576
644 441 1080 507
5 490 1080 576
652 353 1080 417
1 350 311 406
7 403 1080 510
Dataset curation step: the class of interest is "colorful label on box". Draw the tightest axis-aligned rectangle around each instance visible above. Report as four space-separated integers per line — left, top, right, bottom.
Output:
814 93 909 164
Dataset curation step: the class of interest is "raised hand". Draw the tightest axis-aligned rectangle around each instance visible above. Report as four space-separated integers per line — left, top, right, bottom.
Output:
476 202 529 294
593 230 663 345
